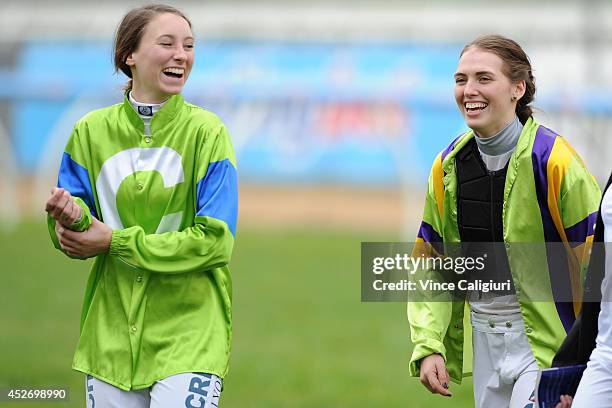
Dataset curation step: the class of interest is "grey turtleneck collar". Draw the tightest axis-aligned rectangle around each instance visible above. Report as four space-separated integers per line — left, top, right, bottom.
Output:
474 116 523 156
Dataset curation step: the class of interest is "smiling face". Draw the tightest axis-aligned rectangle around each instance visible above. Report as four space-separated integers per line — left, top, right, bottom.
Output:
126 12 194 103
454 47 525 138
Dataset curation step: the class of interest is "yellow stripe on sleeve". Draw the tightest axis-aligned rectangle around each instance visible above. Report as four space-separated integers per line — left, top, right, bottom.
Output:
432 152 444 218
547 137 583 315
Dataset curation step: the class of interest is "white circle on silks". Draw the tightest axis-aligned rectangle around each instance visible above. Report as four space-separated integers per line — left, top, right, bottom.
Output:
96 147 184 233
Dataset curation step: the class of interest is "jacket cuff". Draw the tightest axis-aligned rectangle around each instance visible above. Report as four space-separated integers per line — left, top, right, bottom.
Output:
47 214 62 250
70 197 93 232
109 229 127 257
409 339 447 377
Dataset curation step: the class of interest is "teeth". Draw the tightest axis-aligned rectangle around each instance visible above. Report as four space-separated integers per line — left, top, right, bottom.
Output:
465 102 487 109
163 67 184 75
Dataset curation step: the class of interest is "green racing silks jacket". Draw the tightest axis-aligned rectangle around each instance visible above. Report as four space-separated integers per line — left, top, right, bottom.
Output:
47 93 237 390
407 117 600 383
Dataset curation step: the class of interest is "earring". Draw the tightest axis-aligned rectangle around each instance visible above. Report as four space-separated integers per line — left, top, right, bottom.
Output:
511 96 517 102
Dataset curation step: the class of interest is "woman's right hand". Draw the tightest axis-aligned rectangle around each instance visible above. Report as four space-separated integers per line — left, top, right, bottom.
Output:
419 354 452 397
45 187 82 227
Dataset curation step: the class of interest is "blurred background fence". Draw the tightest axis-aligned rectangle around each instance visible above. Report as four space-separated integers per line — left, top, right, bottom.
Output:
0 1 611 407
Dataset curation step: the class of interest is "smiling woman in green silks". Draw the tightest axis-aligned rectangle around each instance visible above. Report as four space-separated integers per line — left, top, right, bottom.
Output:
44 4 237 407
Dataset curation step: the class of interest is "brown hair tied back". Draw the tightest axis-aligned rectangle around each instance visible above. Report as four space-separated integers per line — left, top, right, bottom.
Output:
113 4 192 91
461 34 536 124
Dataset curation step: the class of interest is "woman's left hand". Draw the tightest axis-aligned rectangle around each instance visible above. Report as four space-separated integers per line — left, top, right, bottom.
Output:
56 218 112 258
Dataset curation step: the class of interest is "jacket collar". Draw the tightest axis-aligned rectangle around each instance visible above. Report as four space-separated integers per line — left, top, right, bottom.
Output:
122 91 185 134
442 117 536 175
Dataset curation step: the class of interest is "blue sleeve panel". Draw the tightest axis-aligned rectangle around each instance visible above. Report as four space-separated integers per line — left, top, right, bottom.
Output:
196 159 238 237
57 152 97 218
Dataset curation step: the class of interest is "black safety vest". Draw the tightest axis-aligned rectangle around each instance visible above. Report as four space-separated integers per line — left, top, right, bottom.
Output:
455 137 514 293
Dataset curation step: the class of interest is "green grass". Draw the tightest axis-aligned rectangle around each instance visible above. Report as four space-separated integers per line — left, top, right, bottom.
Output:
0 222 474 407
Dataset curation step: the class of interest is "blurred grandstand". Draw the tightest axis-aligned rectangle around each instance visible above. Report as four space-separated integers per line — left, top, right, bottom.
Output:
1 0 611 235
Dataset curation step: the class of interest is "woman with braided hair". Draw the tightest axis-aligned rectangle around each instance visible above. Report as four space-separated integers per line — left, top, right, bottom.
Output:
408 34 600 407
